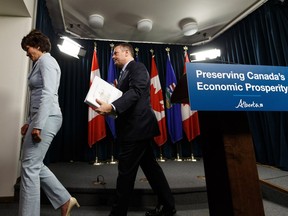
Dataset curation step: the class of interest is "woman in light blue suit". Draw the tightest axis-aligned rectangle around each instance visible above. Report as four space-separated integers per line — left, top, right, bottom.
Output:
19 30 79 216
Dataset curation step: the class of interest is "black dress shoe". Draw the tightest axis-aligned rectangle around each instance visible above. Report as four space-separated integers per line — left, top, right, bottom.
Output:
145 206 176 216
145 207 161 216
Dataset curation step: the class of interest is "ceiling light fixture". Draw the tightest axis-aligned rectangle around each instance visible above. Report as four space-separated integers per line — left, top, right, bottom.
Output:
137 19 153 32
88 14 104 28
182 22 198 36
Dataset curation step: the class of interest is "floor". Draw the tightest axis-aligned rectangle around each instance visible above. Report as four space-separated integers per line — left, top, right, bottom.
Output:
3 158 288 216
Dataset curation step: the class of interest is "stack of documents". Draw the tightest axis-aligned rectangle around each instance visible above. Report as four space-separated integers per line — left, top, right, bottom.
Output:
84 76 122 108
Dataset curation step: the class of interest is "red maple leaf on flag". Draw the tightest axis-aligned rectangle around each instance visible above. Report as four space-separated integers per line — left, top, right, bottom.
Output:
150 55 167 146
181 50 200 141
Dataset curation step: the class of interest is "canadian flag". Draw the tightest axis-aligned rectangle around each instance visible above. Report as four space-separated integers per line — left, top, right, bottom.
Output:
88 48 106 147
150 55 167 146
181 51 200 142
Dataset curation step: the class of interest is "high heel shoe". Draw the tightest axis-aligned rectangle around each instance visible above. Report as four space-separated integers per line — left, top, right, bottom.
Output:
65 197 80 216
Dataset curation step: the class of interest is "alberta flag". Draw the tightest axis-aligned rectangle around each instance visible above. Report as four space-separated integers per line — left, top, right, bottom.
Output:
88 48 106 147
181 51 200 141
165 53 183 143
150 55 167 146
106 49 118 139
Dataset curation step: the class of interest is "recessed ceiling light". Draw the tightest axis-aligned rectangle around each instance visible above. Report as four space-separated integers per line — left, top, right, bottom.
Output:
137 19 153 32
88 14 104 28
182 22 198 36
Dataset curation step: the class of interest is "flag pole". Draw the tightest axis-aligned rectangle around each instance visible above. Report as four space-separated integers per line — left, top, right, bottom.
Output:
150 48 167 162
92 42 101 166
88 41 105 165
185 140 197 162
105 42 118 165
157 146 166 162
108 138 118 164
165 47 183 162
174 141 183 162
182 46 198 162
93 143 103 165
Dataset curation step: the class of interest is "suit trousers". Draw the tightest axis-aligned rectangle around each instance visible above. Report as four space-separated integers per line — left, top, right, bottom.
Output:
111 139 175 216
19 115 70 216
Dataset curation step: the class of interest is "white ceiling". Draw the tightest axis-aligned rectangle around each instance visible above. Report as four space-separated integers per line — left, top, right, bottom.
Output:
0 0 30 17
1 0 268 46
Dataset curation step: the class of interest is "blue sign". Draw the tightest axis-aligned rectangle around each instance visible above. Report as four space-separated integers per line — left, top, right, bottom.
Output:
186 63 288 111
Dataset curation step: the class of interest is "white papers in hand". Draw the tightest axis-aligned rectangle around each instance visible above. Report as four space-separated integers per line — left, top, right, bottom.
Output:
84 76 122 108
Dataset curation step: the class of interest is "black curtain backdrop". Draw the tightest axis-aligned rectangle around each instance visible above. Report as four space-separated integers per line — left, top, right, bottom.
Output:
36 0 288 170
37 0 202 163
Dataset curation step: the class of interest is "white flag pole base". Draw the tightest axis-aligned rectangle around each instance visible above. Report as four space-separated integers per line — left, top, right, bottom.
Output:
107 155 118 164
174 153 183 162
174 142 183 161
185 153 197 162
157 148 166 162
93 156 103 165
157 153 166 162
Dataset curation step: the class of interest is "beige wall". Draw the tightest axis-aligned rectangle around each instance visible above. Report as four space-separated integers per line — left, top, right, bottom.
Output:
0 0 37 198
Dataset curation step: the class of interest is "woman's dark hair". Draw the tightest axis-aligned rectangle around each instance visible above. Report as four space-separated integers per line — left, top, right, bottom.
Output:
21 29 51 52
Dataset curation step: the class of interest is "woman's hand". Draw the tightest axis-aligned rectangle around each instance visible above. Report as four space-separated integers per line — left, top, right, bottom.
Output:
21 124 29 136
31 128 42 143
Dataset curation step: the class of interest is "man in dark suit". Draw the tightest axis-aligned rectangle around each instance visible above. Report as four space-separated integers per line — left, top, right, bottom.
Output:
95 43 176 216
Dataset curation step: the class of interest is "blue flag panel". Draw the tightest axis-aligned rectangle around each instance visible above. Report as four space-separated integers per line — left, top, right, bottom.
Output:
106 51 117 138
165 55 183 143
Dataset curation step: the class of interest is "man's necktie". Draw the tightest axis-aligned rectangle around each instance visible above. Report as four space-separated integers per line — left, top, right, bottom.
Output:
118 69 124 82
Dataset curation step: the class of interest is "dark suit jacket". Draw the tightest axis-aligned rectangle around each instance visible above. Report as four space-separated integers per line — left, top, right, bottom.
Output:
112 60 160 142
